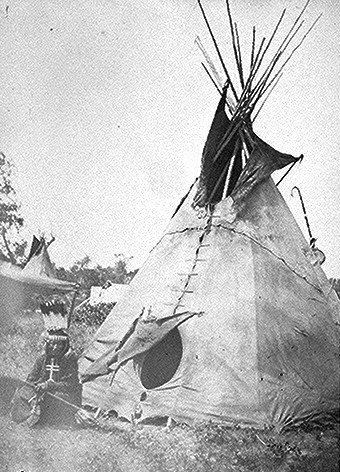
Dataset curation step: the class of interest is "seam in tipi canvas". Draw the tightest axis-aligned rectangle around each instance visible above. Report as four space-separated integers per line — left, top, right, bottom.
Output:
172 230 210 312
213 223 324 295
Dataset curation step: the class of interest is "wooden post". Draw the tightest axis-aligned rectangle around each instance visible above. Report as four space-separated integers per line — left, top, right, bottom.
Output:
67 288 79 328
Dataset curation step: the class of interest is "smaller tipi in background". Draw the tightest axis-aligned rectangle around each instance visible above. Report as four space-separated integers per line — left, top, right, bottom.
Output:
0 235 76 326
23 235 57 279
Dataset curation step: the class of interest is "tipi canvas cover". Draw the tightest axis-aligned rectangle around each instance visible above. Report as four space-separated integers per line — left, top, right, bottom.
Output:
80 3 340 429
80 176 339 428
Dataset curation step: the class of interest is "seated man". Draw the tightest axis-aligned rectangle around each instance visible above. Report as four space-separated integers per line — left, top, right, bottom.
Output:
11 300 82 427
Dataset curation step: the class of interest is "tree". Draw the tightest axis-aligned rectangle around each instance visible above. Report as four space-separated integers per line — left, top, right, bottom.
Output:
0 152 27 264
55 254 137 293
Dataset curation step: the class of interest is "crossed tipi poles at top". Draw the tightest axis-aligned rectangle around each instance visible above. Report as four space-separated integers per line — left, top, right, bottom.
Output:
193 0 320 207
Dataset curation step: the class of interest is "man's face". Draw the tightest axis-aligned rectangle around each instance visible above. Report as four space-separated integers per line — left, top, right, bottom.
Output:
46 340 65 358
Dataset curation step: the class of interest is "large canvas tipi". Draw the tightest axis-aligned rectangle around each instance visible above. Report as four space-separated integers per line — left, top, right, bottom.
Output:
79 2 340 429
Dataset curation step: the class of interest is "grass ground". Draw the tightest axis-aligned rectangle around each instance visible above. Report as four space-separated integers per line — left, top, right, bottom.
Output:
0 309 339 472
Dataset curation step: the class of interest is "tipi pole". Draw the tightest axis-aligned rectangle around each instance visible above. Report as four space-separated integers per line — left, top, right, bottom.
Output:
241 0 315 116
275 160 298 186
250 2 320 112
195 36 224 90
234 23 244 88
201 62 222 95
208 138 241 204
212 119 243 164
250 20 306 110
197 0 238 101
253 72 283 121
223 151 236 198
277 0 312 55
228 36 266 121
259 13 322 102
250 26 256 71
225 0 243 88
240 7 286 110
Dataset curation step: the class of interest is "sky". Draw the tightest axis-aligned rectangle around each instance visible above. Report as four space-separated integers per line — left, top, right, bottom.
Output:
1 0 340 277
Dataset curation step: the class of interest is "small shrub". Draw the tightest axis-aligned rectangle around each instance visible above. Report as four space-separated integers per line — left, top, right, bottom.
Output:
73 302 116 327
68 322 98 358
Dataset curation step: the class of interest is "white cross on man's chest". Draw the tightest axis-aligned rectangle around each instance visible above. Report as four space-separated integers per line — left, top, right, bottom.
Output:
46 358 60 380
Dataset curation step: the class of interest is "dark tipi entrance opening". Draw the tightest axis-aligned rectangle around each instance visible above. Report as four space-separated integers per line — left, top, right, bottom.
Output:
139 327 183 389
